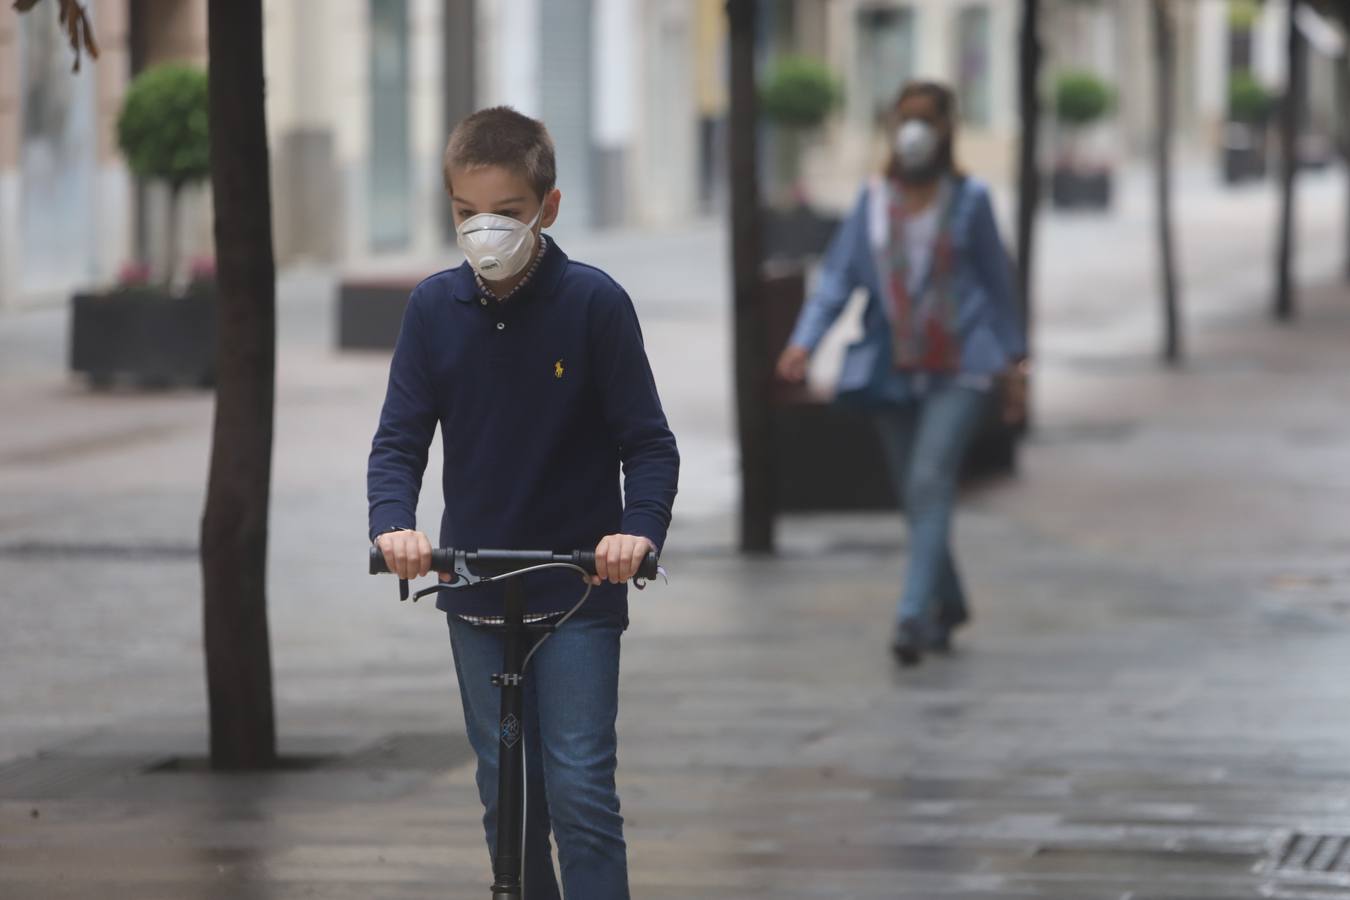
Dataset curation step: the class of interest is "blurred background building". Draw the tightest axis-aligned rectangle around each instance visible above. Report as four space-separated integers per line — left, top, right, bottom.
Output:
260 0 729 267
0 0 209 312
0 0 1344 308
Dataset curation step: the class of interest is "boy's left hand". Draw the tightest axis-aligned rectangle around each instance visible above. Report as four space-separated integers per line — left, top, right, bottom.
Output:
592 534 655 586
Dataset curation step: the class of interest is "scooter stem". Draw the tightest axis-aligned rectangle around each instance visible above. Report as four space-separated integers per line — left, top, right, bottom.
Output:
489 577 527 897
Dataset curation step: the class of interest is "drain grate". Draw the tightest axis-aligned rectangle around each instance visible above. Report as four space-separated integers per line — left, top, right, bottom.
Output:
1272 832 1350 875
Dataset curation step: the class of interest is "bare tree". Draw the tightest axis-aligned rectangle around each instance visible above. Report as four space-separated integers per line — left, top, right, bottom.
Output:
1331 2 1350 281
1152 0 1183 363
727 0 775 554
200 0 278 770
1274 0 1305 320
1016 0 1043 358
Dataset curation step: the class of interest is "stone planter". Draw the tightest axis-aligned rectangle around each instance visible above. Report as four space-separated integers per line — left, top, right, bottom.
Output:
1051 166 1113 211
763 266 1020 513
1223 145 1267 183
761 204 841 264
337 278 414 351
1221 122 1267 184
69 284 217 388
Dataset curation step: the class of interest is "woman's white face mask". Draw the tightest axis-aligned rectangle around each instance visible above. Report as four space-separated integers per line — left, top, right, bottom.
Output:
456 207 543 280
894 120 939 173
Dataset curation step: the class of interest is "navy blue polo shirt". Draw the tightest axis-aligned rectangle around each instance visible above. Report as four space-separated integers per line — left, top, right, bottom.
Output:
367 235 679 619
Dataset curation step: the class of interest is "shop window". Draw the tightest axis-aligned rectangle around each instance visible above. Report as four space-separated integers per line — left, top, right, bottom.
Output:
855 5 916 123
956 5 992 127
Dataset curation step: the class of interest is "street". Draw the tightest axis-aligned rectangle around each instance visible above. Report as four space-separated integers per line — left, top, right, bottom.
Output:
2 164 1350 897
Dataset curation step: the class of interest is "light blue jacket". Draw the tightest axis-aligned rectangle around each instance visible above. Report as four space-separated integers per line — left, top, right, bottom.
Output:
788 176 1026 404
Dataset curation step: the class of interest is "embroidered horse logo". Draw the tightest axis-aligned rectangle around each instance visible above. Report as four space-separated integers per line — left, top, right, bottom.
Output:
500 714 521 749
554 360 565 379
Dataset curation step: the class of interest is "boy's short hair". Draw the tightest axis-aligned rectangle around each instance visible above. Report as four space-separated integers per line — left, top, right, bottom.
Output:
443 107 556 200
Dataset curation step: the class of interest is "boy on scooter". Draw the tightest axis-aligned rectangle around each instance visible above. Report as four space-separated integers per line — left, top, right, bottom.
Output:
367 106 679 899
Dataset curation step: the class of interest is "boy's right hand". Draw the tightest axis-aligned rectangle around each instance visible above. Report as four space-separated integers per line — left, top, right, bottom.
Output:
776 344 810 383
375 529 433 580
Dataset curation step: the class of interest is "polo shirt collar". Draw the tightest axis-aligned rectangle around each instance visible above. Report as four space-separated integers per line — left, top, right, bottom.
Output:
450 234 568 304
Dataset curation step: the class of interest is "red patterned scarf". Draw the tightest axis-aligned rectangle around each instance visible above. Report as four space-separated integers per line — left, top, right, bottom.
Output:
883 178 961 372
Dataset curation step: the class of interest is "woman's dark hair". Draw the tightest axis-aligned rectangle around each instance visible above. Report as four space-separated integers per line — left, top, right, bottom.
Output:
886 80 961 182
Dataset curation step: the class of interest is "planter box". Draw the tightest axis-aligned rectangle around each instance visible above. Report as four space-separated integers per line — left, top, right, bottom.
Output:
337 279 414 351
772 384 898 511
1297 132 1335 171
770 386 1017 512
762 266 1020 513
762 204 841 263
1221 122 1267 184
70 287 217 388
1222 145 1267 183
1051 167 1113 210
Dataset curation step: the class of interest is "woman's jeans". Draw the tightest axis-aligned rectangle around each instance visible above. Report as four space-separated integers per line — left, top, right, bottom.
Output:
874 385 990 631
447 613 629 900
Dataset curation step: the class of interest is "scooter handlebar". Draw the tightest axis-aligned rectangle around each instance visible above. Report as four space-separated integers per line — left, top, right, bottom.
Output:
368 545 660 581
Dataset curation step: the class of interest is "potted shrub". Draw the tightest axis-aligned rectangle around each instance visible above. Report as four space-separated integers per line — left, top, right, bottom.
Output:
1222 71 1271 183
1051 70 1115 210
758 55 843 260
70 64 216 388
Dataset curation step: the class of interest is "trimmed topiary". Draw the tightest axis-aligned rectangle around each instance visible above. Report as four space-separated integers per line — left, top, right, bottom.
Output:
1228 71 1271 123
1054 70 1114 129
116 64 210 285
760 56 842 130
1228 0 1261 32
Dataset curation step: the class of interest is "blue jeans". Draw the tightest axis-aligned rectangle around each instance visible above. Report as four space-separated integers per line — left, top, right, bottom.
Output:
874 385 989 630
447 613 628 900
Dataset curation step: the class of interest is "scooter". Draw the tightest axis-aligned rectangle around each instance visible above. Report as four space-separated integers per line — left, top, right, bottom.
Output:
369 545 661 899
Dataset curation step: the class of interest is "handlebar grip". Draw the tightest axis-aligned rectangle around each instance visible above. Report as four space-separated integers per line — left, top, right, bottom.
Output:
369 545 388 574
368 546 455 574
572 550 660 581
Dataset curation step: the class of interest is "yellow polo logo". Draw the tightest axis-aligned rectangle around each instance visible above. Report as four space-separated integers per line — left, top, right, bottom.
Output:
554 359 565 379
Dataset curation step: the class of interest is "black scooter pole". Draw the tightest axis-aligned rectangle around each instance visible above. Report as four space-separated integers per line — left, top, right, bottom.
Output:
490 577 528 898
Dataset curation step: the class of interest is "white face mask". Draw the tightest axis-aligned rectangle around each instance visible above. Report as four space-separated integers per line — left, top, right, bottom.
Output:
456 207 543 280
894 120 939 173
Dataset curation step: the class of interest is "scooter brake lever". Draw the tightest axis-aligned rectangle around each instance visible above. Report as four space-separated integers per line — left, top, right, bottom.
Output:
633 565 670 591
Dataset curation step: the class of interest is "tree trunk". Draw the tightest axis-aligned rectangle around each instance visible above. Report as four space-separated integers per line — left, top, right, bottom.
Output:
1016 0 1042 355
165 181 181 288
727 0 775 554
1338 43 1350 282
201 0 278 770
1274 0 1303 321
1152 0 1183 364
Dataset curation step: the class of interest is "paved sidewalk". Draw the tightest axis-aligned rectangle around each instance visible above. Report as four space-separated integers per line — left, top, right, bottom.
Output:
2 166 1350 897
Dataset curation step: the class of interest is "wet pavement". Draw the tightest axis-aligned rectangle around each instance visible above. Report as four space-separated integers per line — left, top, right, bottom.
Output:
2 165 1350 897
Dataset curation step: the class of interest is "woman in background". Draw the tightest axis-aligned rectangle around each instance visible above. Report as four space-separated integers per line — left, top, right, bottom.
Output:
776 81 1026 667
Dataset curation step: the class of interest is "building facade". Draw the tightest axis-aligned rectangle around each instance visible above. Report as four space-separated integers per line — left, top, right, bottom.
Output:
804 0 1342 211
780 0 1022 210
0 0 209 311
3 0 1341 308
262 0 723 269
1 0 129 311
0 0 721 305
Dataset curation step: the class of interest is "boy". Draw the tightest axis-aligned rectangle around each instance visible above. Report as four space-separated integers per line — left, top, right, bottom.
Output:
367 107 679 899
